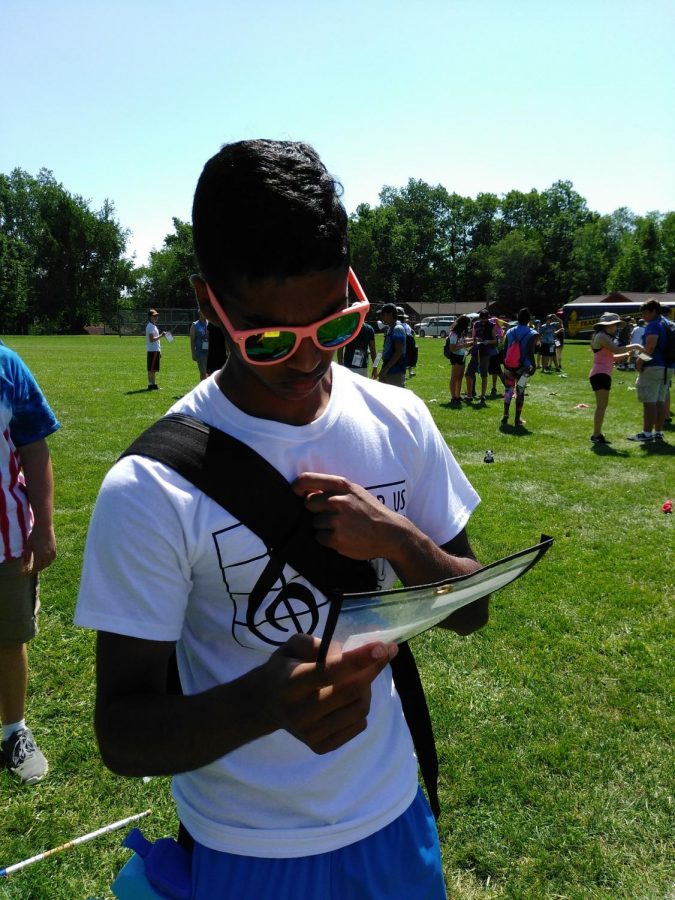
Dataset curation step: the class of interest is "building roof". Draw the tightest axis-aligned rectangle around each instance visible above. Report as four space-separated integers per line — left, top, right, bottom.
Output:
568 291 675 305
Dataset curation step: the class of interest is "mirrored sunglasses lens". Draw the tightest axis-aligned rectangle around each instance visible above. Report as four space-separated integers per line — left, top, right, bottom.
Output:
317 311 361 348
245 330 296 361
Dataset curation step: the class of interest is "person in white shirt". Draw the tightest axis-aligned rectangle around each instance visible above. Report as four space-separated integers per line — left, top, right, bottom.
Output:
76 140 490 899
145 309 168 390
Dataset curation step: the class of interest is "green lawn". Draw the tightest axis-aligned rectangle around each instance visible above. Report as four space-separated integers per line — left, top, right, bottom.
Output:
1 334 673 899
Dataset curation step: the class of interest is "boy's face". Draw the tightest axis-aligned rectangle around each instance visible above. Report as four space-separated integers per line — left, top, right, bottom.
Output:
207 267 349 425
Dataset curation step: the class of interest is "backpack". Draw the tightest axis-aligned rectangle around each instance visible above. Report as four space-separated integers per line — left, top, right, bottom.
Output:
504 329 537 371
404 326 417 367
662 318 675 367
443 336 452 360
503 332 524 369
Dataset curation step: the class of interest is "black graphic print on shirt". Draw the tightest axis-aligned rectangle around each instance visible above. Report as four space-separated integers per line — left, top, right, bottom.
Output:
211 479 405 650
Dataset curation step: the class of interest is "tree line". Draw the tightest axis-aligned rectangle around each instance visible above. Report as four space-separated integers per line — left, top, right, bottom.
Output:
1 167 673 333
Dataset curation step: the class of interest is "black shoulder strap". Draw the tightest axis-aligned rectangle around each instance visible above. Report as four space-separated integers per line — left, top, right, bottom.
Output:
121 413 440 818
122 414 377 597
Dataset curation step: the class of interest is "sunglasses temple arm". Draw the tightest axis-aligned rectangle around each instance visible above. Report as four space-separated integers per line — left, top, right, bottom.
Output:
348 268 368 304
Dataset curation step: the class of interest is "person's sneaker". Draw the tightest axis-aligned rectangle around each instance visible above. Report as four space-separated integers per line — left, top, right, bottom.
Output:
653 432 664 441
514 418 526 426
591 434 611 444
1 727 48 784
627 431 654 442
501 415 509 425
489 388 498 397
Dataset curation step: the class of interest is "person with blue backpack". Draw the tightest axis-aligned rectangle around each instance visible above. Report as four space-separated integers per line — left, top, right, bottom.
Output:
501 308 539 427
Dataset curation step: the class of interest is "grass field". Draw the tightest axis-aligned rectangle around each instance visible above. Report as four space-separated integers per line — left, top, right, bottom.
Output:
0 334 673 899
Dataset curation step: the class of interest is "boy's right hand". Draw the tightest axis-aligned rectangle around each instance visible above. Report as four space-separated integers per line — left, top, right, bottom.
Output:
260 634 398 754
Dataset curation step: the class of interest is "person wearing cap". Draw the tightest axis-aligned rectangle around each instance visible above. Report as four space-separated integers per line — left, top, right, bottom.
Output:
398 310 417 378
379 304 407 387
145 309 168 390
589 312 642 444
628 298 672 442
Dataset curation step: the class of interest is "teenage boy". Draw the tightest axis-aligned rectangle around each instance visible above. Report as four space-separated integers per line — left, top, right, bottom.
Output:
145 309 168 390
0 345 59 784
75 140 488 899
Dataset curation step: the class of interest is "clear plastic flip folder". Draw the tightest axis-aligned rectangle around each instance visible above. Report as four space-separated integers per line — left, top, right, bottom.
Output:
318 535 553 660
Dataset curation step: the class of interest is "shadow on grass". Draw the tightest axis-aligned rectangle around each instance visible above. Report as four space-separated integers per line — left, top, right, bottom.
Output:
124 389 186 400
499 422 532 436
641 441 675 456
590 443 630 458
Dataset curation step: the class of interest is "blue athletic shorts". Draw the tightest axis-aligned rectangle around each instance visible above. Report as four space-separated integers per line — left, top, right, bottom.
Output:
190 787 446 899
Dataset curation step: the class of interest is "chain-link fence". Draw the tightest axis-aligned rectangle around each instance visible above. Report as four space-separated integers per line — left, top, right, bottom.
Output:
104 308 199 336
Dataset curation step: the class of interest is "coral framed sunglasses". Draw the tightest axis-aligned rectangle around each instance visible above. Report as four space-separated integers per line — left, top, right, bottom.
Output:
205 268 370 365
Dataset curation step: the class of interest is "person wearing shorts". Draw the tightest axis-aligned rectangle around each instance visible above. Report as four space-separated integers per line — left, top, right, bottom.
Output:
0 345 60 784
539 316 558 372
146 309 167 390
588 313 640 444
628 299 672 442
445 315 473 405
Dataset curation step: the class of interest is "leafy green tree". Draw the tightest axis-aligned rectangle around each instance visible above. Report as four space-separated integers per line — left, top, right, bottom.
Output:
487 229 543 309
131 218 197 309
659 211 675 290
0 168 131 332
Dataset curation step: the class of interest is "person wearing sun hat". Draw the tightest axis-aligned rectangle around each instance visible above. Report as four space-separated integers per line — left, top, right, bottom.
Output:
589 312 642 444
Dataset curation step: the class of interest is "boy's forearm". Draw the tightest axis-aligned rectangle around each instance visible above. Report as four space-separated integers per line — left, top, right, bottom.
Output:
96 665 274 776
17 439 55 527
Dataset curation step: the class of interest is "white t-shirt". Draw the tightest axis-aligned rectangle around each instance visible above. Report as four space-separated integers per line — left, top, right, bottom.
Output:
145 321 160 351
75 364 479 858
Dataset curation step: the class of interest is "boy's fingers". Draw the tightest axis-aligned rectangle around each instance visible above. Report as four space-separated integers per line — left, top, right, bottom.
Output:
292 473 350 497
319 641 398 686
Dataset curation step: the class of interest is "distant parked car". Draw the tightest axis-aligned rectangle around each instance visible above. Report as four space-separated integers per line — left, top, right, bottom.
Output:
416 316 456 338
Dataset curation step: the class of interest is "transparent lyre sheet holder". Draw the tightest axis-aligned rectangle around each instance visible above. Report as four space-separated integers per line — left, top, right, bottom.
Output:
318 535 553 661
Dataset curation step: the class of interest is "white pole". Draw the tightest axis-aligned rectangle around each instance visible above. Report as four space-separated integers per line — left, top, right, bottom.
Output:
0 809 151 877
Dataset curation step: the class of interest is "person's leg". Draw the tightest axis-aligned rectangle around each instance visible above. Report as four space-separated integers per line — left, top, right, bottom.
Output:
593 389 610 438
147 351 157 387
0 561 47 783
464 373 475 400
0 642 28 726
450 365 460 400
514 384 526 423
643 401 657 433
502 372 515 423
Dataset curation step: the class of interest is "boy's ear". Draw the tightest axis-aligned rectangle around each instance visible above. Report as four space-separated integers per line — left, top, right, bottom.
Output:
190 274 221 326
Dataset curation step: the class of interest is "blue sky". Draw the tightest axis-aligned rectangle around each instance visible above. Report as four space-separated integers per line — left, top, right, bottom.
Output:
3 0 674 265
